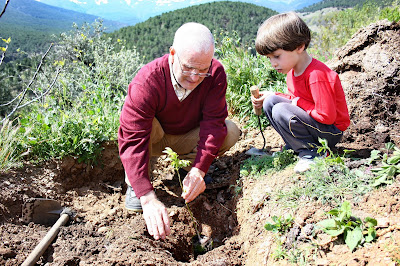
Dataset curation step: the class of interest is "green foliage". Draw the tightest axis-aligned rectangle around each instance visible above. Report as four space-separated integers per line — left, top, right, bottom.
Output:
318 201 377 252
298 0 394 13
2 21 142 164
264 214 294 235
277 152 374 205
368 142 400 187
0 119 28 171
216 31 286 128
107 1 277 62
240 150 296 178
163 147 191 187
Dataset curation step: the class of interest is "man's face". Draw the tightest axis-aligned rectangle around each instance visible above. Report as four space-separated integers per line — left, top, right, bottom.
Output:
171 49 213 91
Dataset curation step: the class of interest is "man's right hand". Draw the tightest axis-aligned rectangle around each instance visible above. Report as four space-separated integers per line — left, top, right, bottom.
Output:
140 190 171 240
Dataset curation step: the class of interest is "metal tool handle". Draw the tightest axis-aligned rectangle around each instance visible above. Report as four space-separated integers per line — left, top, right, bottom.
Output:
250 85 262 116
22 213 70 266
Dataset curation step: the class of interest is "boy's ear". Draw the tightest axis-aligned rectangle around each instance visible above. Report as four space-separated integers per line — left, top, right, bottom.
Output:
296 44 306 53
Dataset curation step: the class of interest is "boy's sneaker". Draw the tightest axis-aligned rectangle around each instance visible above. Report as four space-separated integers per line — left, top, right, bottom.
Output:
294 155 315 173
125 186 143 212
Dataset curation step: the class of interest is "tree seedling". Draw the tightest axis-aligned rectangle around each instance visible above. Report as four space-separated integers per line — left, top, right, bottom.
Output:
318 201 377 252
163 147 213 255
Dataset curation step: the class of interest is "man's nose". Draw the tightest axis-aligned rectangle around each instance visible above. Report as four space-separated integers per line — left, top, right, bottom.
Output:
189 73 200 81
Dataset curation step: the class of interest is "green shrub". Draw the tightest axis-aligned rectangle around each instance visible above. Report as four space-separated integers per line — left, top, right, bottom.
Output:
10 21 142 163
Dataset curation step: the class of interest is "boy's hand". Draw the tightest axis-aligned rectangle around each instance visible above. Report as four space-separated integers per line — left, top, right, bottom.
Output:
181 167 206 203
291 97 300 106
251 91 275 110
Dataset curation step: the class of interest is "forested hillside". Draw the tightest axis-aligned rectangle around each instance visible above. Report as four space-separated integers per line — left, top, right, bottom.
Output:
298 0 393 12
107 1 277 62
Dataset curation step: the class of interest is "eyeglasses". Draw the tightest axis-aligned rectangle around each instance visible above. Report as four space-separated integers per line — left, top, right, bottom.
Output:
175 53 211 77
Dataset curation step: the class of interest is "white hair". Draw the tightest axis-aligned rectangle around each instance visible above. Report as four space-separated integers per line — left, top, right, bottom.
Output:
172 22 214 55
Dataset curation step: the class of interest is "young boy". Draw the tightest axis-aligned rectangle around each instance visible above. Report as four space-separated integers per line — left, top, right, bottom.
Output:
252 12 350 173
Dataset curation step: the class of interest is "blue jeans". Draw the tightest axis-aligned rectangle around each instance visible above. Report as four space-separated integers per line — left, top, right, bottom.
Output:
263 95 343 158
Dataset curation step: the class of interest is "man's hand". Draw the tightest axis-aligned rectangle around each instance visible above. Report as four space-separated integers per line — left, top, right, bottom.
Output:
181 167 206 203
140 191 171 240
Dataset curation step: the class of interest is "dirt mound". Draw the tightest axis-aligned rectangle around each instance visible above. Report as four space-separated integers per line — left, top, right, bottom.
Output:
328 20 400 157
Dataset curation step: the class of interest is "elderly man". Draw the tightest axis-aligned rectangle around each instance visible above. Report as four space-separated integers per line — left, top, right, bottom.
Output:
118 22 240 240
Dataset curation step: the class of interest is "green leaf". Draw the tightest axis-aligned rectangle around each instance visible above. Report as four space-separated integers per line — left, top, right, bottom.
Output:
339 201 352 221
264 223 276 231
364 217 377 228
318 218 337 229
345 227 363 252
365 227 376 242
368 150 381 164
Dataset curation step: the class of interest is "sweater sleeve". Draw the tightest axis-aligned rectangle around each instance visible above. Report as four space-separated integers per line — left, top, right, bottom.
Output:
192 63 228 173
118 79 158 198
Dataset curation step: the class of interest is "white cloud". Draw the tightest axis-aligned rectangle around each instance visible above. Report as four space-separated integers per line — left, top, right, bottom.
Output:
95 0 108 5
156 0 185 6
70 0 87 4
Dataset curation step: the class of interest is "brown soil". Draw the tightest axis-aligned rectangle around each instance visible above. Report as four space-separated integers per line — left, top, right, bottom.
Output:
1 20 399 265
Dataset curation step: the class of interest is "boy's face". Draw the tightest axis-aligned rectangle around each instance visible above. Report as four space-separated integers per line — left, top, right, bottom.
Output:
266 48 301 75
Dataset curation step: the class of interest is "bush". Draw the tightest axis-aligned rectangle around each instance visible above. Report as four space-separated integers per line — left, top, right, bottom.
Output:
4 21 142 164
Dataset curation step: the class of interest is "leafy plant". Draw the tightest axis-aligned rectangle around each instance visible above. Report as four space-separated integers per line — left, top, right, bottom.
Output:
264 214 294 235
240 149 296 178
317 137 355 165
318 201 377 252
368 142 400 187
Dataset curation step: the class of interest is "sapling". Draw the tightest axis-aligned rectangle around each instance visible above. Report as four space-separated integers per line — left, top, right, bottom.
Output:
163 147 212 255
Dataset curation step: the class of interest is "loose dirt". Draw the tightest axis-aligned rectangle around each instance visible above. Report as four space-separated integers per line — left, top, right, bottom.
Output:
0 20 399 265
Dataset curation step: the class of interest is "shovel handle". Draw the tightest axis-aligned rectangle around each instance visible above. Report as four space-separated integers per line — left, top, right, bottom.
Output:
22 213 70 266
250 85 262 116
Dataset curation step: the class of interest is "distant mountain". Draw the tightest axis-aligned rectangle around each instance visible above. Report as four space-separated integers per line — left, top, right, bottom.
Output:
36 0 323 25
0 0 124 61
107 1 278 62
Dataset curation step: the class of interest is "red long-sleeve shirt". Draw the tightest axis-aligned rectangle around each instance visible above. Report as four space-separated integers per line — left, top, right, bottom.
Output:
276 58 350 132
118 54 228 198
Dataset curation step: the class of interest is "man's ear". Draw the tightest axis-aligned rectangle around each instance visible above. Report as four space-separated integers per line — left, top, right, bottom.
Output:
169 47 175 63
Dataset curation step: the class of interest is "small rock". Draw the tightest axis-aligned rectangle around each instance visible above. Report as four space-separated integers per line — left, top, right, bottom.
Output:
97 226 109 234
376 217 390 228
217 191 224 204
203 201 213 211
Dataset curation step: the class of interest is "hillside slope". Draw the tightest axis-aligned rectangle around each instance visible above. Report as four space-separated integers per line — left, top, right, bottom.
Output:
107 1 277 62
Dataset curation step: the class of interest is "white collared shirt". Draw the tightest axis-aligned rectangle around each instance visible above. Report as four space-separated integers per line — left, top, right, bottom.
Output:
169 55 193 102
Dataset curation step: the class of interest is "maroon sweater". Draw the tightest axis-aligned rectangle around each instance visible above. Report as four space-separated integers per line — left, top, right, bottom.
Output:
118 54 228 198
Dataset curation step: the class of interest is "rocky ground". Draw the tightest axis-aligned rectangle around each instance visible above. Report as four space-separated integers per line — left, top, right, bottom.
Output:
0 20 399 265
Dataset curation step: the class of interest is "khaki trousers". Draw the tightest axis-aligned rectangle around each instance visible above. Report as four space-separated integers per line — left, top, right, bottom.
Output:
126 119 241 186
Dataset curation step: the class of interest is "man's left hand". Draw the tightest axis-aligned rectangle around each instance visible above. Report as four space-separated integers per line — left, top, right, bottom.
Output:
181 167 206 203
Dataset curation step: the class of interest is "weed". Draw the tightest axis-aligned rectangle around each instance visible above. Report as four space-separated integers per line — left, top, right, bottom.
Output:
318 201 377 252
264 214 294 235
240 149 295 178
368 142 400 187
